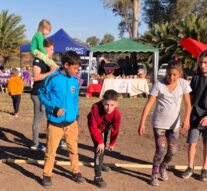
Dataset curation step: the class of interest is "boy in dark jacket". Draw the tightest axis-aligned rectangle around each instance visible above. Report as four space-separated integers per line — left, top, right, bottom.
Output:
87 90 121 188
39 51 85 188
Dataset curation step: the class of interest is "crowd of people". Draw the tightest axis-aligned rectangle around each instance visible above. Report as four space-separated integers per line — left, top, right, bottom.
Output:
96 57 146 82
1 19 207 189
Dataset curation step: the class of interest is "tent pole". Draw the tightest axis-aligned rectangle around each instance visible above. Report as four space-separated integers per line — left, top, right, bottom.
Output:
20 51 22 69
88 51 93 87
153 51 159 82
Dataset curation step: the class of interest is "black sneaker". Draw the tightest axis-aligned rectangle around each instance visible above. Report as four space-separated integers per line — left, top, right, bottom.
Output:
181 167 193 179
201 169 207 181
102 165 111 172
72 173 85 184
94 176 107 188
42 176 52 188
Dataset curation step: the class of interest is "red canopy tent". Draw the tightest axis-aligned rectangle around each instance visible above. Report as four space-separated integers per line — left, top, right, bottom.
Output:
179 37 207 58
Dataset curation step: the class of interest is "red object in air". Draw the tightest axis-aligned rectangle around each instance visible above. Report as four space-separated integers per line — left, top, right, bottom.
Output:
179 37 207 58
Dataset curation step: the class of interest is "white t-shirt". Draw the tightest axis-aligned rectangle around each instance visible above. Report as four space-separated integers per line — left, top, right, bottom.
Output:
150 78 192 129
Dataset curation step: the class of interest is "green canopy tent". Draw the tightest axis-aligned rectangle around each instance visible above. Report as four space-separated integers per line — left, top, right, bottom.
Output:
88 38 159 85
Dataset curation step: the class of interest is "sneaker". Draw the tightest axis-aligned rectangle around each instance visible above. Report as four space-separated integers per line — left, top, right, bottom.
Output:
14 114 18 118
72 173 86 184
42 176 52 188
150 176 159 186
30 143 46 152
201 169 207 181
181 167 193 179
102 165 111 172
159 166 168 181
94 176 107 188
59 139 67 149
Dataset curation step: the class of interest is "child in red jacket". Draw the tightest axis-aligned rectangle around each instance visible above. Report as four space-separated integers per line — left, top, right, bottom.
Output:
87 89 121 188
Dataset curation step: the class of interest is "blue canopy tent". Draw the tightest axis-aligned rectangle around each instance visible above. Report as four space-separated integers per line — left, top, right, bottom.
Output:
20 28 89 55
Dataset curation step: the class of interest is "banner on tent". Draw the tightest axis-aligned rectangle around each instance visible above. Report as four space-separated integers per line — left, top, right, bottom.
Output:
66 47 84 55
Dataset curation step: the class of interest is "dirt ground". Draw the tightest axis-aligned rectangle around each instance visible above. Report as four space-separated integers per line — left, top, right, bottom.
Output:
0 93 206 191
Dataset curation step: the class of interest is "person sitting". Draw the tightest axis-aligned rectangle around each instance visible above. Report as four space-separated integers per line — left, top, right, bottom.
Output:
138 69 146 79
105 69 115 79
98 59 106 76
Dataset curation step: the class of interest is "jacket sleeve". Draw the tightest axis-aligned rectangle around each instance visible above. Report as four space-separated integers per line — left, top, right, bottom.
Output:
7 79 11 94
20 79 24 93
190 75 196 93
88 104 103 144
109 110 121 146
36 33 47 54
38 75 56 113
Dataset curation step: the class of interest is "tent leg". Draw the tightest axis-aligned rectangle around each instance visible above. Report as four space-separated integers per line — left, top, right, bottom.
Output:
153 52 159 82
88 52 93 87
20 52 22 69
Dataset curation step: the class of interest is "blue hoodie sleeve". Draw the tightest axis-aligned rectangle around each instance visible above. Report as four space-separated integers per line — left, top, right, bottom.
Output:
38 74 57 113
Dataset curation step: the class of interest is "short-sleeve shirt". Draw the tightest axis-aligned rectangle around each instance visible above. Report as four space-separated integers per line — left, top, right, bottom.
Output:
31 58 50 95
150 78 192 129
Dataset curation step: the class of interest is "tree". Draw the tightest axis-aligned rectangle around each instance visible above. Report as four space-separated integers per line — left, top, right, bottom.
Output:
86 36 100 47
142 0 168 28
193 0 207 16
132 0 141 39
140 14 207 70
101 0 141 39
100 34 115 44
0 10 25 66
143 0 197 28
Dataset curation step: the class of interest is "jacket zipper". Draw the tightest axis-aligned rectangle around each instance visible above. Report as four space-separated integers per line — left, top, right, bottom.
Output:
65 77 68 122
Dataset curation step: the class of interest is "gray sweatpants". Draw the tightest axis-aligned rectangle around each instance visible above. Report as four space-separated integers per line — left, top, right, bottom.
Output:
31 95 45 145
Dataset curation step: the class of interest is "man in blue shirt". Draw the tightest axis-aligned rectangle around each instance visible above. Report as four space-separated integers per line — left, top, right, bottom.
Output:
39 51 85 188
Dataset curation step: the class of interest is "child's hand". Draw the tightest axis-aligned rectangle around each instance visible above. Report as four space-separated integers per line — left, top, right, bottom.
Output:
57 109 65 117
138 123 145 136
96 143 105 154
182 119 190 132
199 116 207 127
108 145 114 151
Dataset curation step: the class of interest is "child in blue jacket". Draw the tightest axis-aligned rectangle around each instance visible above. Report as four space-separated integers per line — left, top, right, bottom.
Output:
39 51 85 188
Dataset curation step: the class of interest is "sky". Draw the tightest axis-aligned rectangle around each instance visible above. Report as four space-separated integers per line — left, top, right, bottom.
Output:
0 0 148 42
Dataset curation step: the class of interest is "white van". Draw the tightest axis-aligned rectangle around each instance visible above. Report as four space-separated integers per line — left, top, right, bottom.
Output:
80 56 97 74
158 63 168 79
80 56 97 86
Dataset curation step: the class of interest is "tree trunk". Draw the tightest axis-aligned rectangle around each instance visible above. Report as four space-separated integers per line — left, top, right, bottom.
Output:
132 0 141 39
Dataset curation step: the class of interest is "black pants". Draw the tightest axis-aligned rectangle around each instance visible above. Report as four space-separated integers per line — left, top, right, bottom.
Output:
11 95 21 114
93 131 108 177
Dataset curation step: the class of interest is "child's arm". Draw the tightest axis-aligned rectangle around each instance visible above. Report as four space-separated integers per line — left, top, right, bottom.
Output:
109 111 121 150
138 96 156 136
20 79 24 93
182 93 192 131
31 33 47 54
7 79 11 95
33 65 52 81
88 105 104 153
38 74 60 114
